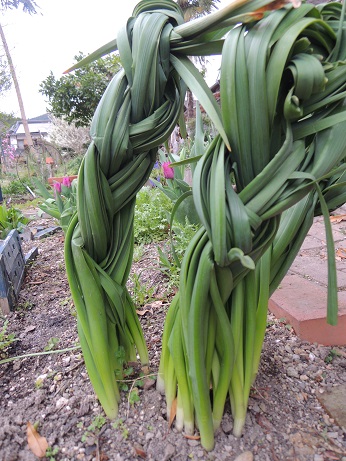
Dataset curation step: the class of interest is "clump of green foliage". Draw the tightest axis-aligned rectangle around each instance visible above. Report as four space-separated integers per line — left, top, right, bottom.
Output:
0 319 16 355
129 273 155 307
158 219 200 289
77 414 107 443
2 179 30 196
32 177 77 233
134 187 172 244
0 203 29 239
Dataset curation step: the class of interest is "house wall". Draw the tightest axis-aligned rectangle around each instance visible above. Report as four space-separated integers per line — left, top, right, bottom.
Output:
10 121 51 149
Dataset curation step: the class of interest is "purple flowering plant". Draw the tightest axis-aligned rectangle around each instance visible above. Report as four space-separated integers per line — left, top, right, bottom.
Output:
1 137 17 168
149 148 200 226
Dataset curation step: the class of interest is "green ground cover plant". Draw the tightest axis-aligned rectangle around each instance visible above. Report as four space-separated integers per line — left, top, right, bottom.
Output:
0 318 16 356
134 187 172 244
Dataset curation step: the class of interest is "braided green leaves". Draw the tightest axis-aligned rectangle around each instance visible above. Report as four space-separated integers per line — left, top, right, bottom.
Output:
64 0 346 452
65 1 186 419
158 0 346 451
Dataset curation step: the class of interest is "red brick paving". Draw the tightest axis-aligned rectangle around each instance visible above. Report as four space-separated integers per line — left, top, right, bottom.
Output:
269 211 346 346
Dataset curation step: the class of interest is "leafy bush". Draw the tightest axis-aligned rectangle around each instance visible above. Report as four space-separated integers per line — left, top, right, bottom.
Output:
134 187 172 244
2 179 30 196
0 203 29 239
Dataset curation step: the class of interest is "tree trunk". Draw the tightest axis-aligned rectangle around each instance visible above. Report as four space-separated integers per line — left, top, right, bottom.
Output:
0 22 35 154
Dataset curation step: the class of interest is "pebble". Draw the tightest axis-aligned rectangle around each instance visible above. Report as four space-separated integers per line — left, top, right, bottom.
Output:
286 367 299 378
13 415 23 425
234 451 253 461
163 442 175 461
62 356 70 366
187 439 199 447
56 396 68 409
35 373 48 387
313 455 324 461
251 403 260 413
145 432 154 441
221 421 233 434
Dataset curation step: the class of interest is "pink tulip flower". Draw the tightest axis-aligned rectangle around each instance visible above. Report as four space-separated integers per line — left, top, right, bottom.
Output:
162 162 174 179
62 176 72 187
53 182 62 194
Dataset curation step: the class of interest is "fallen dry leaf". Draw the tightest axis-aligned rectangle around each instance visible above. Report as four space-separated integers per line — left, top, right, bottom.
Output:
149 300 164 309
134 445 147 458
324 451 341 459
136 308 152 316
336 248 346 260
169 398 177 429
330 214 346 223
183 434 201 440
27 422 48 457
255 414 274 432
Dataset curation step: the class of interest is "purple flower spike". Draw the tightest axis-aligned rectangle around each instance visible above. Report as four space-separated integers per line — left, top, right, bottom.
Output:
162 162 174 179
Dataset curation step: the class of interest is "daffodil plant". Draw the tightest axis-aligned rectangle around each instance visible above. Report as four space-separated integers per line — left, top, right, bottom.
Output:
64 0 346 451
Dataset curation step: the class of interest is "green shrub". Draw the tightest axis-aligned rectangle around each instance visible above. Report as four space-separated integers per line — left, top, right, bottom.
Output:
134 187 172 244
0 203 29 239
2 179 30 196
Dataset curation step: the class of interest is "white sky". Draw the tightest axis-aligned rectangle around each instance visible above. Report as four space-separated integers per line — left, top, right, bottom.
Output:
0 0 228 118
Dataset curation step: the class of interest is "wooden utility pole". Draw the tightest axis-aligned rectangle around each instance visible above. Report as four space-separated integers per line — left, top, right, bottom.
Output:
0 21 35 154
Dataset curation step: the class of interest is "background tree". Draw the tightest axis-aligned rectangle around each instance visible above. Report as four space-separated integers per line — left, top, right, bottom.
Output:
0 1 38 14
176 0 220 21
176 1 220 120
49 114 91 155
0 0 39 152
0 53 10 94
0 110 17 134
39 53 122 127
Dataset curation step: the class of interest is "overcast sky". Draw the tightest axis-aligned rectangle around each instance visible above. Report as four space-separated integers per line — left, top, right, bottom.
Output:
0 0 228 119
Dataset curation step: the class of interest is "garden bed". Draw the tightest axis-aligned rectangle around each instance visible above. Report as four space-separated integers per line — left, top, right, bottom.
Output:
0 212 345 461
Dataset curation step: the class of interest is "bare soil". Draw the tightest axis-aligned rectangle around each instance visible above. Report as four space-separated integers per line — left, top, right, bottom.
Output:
0 211 346 461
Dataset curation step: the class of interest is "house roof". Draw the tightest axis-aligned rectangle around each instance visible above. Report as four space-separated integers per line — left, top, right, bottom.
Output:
28 114 51 123
8 114 51 135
